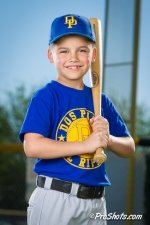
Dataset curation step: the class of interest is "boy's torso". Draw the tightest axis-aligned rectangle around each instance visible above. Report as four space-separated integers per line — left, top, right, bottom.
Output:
20 80 129 186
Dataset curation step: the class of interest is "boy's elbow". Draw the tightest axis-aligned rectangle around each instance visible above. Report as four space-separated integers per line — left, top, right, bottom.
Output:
23 133 43 158
128 137 136 157
23 140 37 158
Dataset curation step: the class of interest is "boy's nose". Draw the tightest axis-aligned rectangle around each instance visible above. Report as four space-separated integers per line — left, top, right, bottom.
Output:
69 51 78 61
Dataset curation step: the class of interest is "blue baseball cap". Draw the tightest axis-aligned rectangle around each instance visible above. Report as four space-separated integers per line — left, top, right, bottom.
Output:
49 14 96 45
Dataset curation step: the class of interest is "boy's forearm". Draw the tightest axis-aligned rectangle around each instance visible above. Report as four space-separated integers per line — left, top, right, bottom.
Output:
107 135 135 158
24 134 86 159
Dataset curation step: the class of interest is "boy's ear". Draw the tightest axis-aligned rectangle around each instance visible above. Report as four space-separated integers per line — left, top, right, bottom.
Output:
92 47 97 63
48 47 54 63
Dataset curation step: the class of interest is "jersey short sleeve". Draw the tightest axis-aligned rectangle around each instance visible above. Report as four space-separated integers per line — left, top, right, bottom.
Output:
102 94 130 137
19 86 53 142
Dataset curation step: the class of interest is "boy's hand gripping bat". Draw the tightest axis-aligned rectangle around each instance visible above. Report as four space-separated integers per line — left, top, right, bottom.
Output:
90 18 107 164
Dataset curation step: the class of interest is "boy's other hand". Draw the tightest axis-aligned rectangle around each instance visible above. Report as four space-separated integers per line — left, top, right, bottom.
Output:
83 116 110 153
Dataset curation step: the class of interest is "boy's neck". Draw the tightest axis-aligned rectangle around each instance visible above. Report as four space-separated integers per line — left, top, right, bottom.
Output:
56 78 84 90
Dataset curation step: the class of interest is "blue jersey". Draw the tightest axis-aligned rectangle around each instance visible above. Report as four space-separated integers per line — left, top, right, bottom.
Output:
19 81 129 186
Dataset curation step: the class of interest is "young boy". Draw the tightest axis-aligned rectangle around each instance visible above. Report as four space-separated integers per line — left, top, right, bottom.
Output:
19 14 135 225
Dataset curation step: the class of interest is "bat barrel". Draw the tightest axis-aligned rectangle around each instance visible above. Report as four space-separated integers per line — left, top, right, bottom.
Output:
90 18 107 164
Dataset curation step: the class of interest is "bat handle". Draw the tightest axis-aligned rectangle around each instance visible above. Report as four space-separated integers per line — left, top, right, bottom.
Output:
93 147 107 164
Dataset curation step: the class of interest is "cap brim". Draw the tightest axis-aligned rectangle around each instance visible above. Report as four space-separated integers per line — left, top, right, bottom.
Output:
49 32 95 44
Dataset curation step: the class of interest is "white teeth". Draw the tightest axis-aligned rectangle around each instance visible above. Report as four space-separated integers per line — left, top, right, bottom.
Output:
67 66 80 69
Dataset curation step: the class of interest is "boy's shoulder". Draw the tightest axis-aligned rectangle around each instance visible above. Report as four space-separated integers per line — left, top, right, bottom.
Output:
101 93 118 115
29 82 56 107
33 81 56 98
102 93 112 106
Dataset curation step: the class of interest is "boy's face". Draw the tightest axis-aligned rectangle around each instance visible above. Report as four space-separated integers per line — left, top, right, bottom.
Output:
48 35 96 87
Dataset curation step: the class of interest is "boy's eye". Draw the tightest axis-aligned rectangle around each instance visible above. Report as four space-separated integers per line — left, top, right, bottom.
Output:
59 49 68 54
79 48 89 53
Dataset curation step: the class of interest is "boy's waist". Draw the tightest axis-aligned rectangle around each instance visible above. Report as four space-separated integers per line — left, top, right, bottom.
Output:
34 158 111 186
36 175 104 199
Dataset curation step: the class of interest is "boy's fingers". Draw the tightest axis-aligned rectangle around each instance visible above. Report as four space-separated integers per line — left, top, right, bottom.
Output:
89 117 94 125
93 116 109 126
93 115 105 122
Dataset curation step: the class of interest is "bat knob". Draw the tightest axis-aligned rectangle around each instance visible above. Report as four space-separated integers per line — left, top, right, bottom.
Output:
93 148 107 164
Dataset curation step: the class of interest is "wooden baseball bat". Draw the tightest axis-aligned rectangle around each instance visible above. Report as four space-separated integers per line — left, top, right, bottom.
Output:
90 18 107 164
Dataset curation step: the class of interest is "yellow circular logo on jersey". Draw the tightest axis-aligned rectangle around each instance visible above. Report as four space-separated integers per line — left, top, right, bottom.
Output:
56 108 102 169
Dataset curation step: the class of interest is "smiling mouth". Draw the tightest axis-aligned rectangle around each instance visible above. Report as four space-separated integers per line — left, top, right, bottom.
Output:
66 65 82 70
